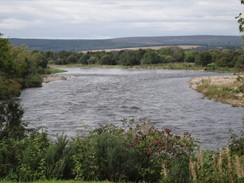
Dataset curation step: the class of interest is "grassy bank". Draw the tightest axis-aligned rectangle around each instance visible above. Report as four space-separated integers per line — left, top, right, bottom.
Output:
49 63 241 73
190 74 244 107
44 68 68 74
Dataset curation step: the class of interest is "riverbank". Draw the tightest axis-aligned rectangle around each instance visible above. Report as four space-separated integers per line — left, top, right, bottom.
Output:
48 63 240 73
189 73 244 107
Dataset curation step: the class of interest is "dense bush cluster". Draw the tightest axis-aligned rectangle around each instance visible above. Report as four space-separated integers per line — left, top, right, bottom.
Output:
0 34 48 100
0 99 243 182
45 46 244 70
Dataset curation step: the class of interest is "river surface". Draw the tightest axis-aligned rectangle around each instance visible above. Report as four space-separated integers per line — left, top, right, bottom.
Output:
20 68 243 149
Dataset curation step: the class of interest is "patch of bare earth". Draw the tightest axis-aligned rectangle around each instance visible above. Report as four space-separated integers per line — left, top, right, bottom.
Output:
42 75 67 83
189 74 244 107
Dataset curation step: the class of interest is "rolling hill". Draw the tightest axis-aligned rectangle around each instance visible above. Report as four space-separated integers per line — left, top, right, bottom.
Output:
9 35 243 52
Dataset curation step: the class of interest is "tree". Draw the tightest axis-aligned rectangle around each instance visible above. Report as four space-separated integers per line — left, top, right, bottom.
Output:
215 50 237 67
117 51 141 66
99 54 114 65
141 49 162 65
65 53 78 64
195 51 212 66
0 99 27 140
235 54 244 70
236 0 244 32
184 51 197 63
0 34 16 77
158 47 184 62
31 51 48 68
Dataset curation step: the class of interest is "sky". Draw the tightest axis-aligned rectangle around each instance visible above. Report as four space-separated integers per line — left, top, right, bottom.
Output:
0 0 243 39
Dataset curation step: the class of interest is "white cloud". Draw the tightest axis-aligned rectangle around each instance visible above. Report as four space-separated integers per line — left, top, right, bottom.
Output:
0 0 243 38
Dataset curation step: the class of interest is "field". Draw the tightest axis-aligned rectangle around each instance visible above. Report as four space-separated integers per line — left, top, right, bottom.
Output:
81 45 200 53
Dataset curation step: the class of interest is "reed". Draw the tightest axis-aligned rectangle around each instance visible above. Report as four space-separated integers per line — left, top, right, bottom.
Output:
188 147 244 183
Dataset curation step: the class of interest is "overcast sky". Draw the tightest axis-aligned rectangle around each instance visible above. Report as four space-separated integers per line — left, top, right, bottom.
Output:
0 0 243 39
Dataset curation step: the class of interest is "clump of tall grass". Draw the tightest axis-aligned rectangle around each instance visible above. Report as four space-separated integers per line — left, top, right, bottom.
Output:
189 148 244 183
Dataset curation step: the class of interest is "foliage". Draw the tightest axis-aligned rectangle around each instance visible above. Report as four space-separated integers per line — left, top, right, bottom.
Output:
184 51 197 63
81 119 199 182
0 77 22 100
195 51 212 66
17 132 49 182
117 51 141 66
23 74 43 88
236 0 244 33
0 35 16 77
41 45 244 72
189 148 244 183
44 135 74 180
228 121 244 156
235 54 244 70
0 98 27 140
0 34 50 99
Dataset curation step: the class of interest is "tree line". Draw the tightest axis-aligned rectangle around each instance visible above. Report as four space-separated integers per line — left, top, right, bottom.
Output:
45 46 244 70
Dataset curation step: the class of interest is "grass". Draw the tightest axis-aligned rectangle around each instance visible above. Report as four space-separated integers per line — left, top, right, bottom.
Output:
189 148 244 183
44 68 68 74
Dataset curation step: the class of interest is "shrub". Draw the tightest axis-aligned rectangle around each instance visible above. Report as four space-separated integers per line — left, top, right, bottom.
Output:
0 98 27 140
17 132 49 182
122 119 199 182
228 122 244 156
85 119 199 182
92 132 138 182
0 77 21 99
24 74 42 88
44 135 74 180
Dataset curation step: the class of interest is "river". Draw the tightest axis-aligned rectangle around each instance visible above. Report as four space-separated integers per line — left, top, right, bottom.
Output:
20 68 243 149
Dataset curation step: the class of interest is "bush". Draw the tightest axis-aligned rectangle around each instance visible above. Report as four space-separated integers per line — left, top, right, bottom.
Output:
228 122 244 156
17 132 49 182
0 77 21 100
80 119 199 182
0 98 27 140
24 74 42 88
92 132 138 182
44 135 74 180
195 51 212 66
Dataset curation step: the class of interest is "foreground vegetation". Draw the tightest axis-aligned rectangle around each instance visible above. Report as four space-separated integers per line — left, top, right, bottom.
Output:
0 181 111 183
0 99 243 182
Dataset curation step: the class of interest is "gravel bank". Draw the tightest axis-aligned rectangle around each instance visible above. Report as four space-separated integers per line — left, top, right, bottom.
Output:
189 75 243 89
189 74 244 107
42 75 67 83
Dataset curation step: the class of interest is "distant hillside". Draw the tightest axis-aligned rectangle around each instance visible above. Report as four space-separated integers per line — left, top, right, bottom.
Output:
9 35 243 52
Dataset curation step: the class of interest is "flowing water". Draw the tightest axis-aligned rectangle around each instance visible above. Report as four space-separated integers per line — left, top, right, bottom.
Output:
20 68 243 149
